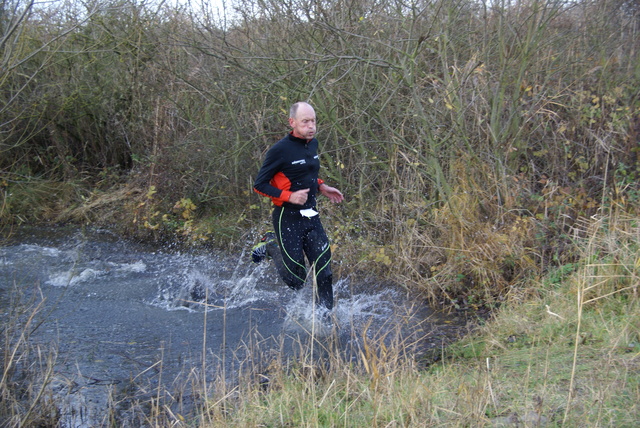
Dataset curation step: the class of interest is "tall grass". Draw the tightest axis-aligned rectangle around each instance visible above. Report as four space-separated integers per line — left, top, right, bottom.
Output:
0 286 60 426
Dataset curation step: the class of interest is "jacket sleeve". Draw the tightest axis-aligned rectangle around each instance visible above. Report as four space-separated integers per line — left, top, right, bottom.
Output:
253 146 292 204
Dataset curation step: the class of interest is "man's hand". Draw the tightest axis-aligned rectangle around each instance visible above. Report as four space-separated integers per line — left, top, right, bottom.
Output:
289 188 310 205
319 184 344 203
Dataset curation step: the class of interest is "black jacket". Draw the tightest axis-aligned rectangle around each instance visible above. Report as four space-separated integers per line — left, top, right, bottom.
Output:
254 132 324 209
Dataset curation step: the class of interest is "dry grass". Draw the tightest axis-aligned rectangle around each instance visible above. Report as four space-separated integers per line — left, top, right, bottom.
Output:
0 287 61 427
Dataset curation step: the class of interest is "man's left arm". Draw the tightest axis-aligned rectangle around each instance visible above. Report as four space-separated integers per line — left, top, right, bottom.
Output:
318 182 344 203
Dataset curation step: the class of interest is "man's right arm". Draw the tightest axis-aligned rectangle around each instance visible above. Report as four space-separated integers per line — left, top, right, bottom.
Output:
253 146 293 204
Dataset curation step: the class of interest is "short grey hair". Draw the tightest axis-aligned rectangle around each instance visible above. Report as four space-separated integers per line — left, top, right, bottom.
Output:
289 102 311 119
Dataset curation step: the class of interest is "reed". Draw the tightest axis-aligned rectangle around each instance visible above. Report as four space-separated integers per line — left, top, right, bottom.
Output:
0 285 61 427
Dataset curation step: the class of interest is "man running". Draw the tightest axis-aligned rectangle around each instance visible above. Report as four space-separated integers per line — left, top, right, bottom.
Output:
252 102 344 310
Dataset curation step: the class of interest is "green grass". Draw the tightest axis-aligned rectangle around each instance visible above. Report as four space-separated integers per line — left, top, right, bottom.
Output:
438 287 639 426
197 293 638 426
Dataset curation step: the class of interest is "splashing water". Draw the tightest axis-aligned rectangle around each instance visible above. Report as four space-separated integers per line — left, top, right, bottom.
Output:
0 226 467 426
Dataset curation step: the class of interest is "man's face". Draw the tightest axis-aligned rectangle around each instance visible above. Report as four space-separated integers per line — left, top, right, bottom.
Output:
289 104 316 140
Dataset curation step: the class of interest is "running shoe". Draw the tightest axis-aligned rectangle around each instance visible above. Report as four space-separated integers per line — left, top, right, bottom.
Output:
251 231 276 263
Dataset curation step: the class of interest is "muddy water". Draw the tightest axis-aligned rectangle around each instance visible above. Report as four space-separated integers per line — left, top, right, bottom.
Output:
0 226 469 426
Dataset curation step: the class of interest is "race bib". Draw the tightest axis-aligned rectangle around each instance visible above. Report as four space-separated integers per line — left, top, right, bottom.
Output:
300 209 319 218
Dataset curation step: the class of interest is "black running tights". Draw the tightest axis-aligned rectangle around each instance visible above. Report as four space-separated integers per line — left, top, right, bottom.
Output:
270 206 333 310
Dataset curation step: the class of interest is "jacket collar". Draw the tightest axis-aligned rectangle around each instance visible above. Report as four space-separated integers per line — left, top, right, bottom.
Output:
288 131 313 144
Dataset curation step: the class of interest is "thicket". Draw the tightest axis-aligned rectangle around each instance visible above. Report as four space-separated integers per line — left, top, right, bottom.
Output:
1 0 639 303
